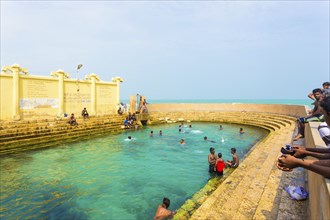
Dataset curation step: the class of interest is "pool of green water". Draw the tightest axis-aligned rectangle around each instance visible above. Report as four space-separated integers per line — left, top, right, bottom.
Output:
0 122 267 219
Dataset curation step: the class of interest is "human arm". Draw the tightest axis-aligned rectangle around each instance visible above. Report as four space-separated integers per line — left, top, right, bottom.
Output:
307 92 315 101
278 155 330 178
292 145 330 159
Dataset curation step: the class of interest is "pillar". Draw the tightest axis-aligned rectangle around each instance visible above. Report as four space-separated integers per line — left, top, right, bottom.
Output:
11 64 21 120
57 70 65 115
116 81 120 106
90 74 97 115
130 95 136 113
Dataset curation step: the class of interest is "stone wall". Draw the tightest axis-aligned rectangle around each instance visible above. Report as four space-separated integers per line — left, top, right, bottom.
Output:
0 64 122 120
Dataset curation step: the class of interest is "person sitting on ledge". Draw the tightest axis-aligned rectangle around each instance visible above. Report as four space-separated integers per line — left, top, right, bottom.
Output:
153 197 176 220
278 97 330 178
68 113 78 126
81 107 89 120
117 107 123 115
293 88 324 141
226 148 239 168
123 117 130 128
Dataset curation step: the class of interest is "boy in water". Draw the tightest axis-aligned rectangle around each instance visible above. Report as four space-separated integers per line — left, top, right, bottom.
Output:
214 152 225 176
208 147 217 173
226 148 239 168
153 197 176 220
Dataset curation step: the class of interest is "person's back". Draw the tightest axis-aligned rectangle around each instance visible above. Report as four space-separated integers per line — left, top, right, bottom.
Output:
215 153 225 175
153 197 176 220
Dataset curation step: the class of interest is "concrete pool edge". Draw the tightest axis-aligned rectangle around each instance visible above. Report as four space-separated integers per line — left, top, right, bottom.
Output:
172 127 270 219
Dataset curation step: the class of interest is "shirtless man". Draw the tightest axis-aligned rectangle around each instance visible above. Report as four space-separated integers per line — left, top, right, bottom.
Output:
208 147 217 173
226 148 239 168
294 88 324 140
153 197 176 220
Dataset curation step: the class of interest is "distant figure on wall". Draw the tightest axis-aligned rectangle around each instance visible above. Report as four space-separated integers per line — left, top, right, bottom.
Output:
117 107 123 115
68 113 78 126
81 107 89 120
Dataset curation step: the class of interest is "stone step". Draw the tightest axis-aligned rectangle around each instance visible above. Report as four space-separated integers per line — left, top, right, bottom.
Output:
0 117 125 138
186 122 296 220
1 122 123 148
252 125 307 220
0 124 124 155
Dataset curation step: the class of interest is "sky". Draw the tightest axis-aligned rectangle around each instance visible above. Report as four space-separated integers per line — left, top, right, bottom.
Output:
1 1 329 100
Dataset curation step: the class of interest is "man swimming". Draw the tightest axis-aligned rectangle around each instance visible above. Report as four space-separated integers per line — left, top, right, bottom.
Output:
204 136 216 143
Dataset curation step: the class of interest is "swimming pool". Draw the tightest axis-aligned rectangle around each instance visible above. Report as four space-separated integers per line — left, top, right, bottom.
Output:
0 122 267 219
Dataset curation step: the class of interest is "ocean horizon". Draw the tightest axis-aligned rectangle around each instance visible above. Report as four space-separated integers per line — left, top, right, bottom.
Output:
121 99 312 107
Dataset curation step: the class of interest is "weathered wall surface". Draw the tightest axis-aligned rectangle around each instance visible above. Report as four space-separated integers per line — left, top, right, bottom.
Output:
0 75 13 119
0 66 122 120
147 103 307 117
20 75 59 117
306 122 330 220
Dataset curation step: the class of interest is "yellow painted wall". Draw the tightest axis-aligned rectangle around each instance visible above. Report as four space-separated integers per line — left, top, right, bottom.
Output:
96 83 117 114
147 103 307 117
0 74 13 119
64 80 91 115
20 76 58 117
0 73 120 120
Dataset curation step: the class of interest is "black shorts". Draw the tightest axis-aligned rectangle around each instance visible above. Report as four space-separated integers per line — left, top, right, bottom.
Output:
209 165 215 173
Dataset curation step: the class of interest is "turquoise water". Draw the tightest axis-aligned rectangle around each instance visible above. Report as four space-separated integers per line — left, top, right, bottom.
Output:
0 123 267 219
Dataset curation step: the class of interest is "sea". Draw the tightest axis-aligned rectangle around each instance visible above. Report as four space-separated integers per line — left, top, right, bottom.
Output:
121 99 313 108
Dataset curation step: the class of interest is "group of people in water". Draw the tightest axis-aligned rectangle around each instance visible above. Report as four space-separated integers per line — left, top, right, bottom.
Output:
152 123 242 219
208 147 240 176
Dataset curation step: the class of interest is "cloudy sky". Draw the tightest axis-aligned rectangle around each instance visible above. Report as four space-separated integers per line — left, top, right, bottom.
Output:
1 1 329 100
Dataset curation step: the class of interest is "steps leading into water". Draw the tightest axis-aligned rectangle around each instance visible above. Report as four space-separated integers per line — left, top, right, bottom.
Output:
0 111 305 219
150 112 303 220
0 114 126 155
